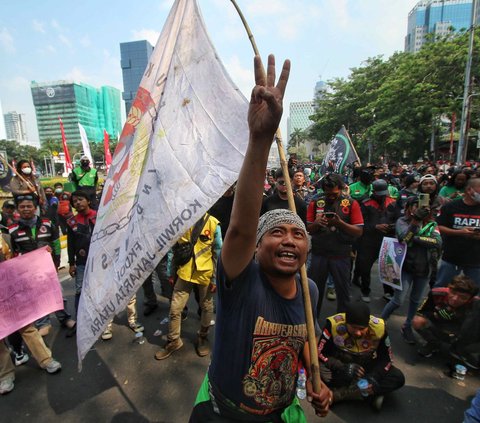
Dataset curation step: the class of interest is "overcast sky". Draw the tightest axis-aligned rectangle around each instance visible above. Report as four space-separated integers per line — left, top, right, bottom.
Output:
0 0 419 145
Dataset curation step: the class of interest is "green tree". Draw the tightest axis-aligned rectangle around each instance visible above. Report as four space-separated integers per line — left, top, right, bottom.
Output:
288 128 309 159
309 31 479 162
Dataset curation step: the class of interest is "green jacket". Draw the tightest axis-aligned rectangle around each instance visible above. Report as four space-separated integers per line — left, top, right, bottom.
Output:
71 166 98 189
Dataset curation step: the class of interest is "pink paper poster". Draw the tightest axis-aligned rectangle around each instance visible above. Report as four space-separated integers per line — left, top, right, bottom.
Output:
0 247 64 339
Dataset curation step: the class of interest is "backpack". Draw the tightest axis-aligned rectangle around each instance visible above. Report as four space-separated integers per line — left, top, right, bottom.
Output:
172 215 207 268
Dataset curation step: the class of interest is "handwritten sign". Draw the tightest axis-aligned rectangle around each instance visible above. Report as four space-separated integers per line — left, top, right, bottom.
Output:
0 247 64 339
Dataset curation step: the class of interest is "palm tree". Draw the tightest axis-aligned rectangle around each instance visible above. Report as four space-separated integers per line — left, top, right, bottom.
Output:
289 128 308 158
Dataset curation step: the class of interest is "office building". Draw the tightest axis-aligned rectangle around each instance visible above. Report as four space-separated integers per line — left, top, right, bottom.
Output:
287 101 315 141
120 40 154 116
0 100 6 140
314 79 328 104
405 0 475 53
287 100 329 160
4 111 28 144
31 80 122 145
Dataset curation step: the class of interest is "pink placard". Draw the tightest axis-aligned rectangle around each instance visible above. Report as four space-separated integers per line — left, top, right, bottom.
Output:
0 247 64 339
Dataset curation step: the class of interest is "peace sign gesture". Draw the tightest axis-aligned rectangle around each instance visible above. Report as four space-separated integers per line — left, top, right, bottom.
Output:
248 55 290 142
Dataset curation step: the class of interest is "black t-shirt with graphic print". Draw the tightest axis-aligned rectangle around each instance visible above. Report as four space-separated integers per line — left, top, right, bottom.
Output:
208 258 320 416
436 199 480 266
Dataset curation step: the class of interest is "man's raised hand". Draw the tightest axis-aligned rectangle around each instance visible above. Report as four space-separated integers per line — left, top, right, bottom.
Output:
248 54 290 142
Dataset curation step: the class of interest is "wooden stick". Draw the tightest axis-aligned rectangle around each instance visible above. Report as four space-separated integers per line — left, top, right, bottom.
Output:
0 156 38 194
230 0 322 395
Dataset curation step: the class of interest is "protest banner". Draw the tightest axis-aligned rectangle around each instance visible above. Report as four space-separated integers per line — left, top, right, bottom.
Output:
0 247 64 339
76 0 249 365
320 126 361 174
378 237 407 290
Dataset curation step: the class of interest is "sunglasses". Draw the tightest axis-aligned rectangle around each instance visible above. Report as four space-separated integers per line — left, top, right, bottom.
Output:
16 195 35 201
276 180 287 186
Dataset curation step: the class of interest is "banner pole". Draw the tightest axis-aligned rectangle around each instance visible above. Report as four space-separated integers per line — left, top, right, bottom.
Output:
230 0 323 397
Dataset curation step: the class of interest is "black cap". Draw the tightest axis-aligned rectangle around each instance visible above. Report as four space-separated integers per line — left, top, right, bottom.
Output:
2 200 15 208
405 174 419 187
372 179 389 196
345 302 370 327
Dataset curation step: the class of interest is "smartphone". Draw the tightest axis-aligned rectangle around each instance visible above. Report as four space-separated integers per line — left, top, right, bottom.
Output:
323 212 336 219
418 193 430 208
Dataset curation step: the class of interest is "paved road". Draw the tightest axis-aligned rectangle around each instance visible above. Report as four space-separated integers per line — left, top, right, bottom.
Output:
3 269 478 422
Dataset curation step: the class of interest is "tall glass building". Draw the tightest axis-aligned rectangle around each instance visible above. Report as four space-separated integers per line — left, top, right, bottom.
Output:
120 40 154 117
31 80 122 145
405 0 476 52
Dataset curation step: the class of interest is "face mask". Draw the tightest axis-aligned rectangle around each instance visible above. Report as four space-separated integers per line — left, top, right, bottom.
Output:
46 193 53 198
325 195 339 204
472 191 480 204
81 161 89 167
55 188 63 194
22 167 32 175
372 195 385 203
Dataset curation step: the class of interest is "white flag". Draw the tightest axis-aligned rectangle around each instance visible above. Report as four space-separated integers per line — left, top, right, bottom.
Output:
76 0 249 365
78 123 94 164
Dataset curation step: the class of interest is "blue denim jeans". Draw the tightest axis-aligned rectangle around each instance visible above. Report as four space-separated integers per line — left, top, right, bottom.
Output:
35 298 72 328
381 270 429 327
307 253 334 288
75 264 86 295
435 260 480 288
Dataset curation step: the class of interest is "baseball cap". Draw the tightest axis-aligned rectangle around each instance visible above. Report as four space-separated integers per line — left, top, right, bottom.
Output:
420 174 437 185
3 200 15 208
372 179 389 196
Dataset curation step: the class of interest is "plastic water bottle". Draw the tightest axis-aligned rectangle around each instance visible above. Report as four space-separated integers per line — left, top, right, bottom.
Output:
296 368 307 400
452 364 467 380
134 332 145 345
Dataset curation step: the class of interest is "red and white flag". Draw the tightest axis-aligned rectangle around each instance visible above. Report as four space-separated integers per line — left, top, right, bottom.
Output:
59 118 73 173
103 129 112 173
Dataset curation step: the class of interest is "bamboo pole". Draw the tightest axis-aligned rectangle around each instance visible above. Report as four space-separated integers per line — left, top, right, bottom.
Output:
230 0 323 397
0 156 37 194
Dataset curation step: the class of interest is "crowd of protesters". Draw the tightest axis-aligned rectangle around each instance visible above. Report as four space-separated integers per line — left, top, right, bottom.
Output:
1 55 479 422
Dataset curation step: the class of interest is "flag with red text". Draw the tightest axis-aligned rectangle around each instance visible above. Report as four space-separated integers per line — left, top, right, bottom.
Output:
76 0 249 365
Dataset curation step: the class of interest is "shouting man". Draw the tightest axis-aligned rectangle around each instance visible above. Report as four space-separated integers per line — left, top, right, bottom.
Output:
190 55 331 421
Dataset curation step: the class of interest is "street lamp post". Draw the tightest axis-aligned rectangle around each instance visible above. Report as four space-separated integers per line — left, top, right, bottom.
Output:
456 0 478 164
457 93 479 163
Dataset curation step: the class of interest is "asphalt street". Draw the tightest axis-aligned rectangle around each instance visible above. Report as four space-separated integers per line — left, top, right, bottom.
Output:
3 266 478 423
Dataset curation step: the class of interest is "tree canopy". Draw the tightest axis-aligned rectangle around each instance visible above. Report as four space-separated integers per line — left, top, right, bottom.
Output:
309 31 480 162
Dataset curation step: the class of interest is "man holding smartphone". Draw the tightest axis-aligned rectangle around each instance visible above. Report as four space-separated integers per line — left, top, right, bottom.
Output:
307 174 364 315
